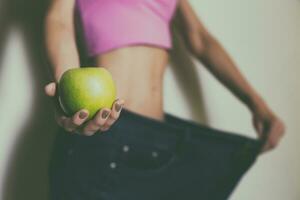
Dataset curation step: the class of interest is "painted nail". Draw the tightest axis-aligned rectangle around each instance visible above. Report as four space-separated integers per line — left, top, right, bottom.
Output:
102 110 110 119
115 103 122 112
79 111 88 119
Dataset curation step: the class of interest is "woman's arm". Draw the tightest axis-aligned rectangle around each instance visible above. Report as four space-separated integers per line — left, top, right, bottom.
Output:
176 0 260 109
44 0 124 136
176 0 285 151
45 0 79 81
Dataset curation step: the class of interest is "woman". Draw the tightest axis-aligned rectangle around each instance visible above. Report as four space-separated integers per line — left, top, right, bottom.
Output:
45 0 285 199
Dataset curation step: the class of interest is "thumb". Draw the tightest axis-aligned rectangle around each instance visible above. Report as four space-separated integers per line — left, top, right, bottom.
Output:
253 117 264 137
44 82 56 97
45 82 65 116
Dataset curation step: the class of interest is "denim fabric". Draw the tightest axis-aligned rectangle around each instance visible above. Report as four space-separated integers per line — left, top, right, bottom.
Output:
49 109 264 200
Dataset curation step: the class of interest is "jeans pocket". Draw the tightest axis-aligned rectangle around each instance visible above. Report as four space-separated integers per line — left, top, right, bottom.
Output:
111 141 177 176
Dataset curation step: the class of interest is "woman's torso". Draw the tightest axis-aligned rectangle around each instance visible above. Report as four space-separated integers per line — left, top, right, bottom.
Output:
76 0 178 120
95 46 169 121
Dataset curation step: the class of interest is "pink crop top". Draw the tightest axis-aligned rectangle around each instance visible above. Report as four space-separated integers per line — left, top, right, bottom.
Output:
76 0 178 57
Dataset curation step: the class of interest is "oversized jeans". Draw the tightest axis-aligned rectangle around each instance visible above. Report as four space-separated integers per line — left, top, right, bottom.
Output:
49 109 264 200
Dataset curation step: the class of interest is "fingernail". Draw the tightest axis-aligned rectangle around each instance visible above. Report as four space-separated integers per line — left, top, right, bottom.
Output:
102 110 110 119
115 103 122 112
79 111 88 119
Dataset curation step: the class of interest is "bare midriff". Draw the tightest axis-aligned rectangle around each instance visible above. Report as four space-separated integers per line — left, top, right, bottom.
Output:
95 45 169 121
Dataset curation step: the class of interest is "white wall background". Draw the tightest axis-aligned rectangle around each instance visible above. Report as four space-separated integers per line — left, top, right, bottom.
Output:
166 0 300 199
0 0 299 199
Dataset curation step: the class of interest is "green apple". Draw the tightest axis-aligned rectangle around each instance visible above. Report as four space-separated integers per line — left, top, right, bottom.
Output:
58 67 116 119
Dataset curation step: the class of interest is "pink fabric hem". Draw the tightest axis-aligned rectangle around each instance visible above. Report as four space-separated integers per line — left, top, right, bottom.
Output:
88 41 172 57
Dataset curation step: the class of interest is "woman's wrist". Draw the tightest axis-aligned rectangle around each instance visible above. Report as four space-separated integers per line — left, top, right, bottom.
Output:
54 69 63 82
244 93 267 113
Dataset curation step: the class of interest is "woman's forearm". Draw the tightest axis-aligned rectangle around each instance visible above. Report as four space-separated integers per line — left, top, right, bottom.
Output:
45 12 79 81
177 0 264 110
197 36 264 110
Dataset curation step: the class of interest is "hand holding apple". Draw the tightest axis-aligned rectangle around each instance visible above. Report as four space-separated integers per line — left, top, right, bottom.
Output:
45 67 125 136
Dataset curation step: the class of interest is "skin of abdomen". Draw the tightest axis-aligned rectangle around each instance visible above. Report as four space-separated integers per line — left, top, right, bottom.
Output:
95 45 169 121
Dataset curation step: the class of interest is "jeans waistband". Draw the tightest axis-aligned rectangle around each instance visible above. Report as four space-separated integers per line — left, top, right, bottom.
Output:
65 108 264 153
112 109 188 149
113 109 263 151
118 109 187 132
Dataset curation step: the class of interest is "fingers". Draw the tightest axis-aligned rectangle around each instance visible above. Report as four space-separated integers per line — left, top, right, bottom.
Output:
81 108 111 136
105 99 125 127
44 82 56 97
81 99 125 136
261 118 285 152
56 109 89 132
253 118 264 137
